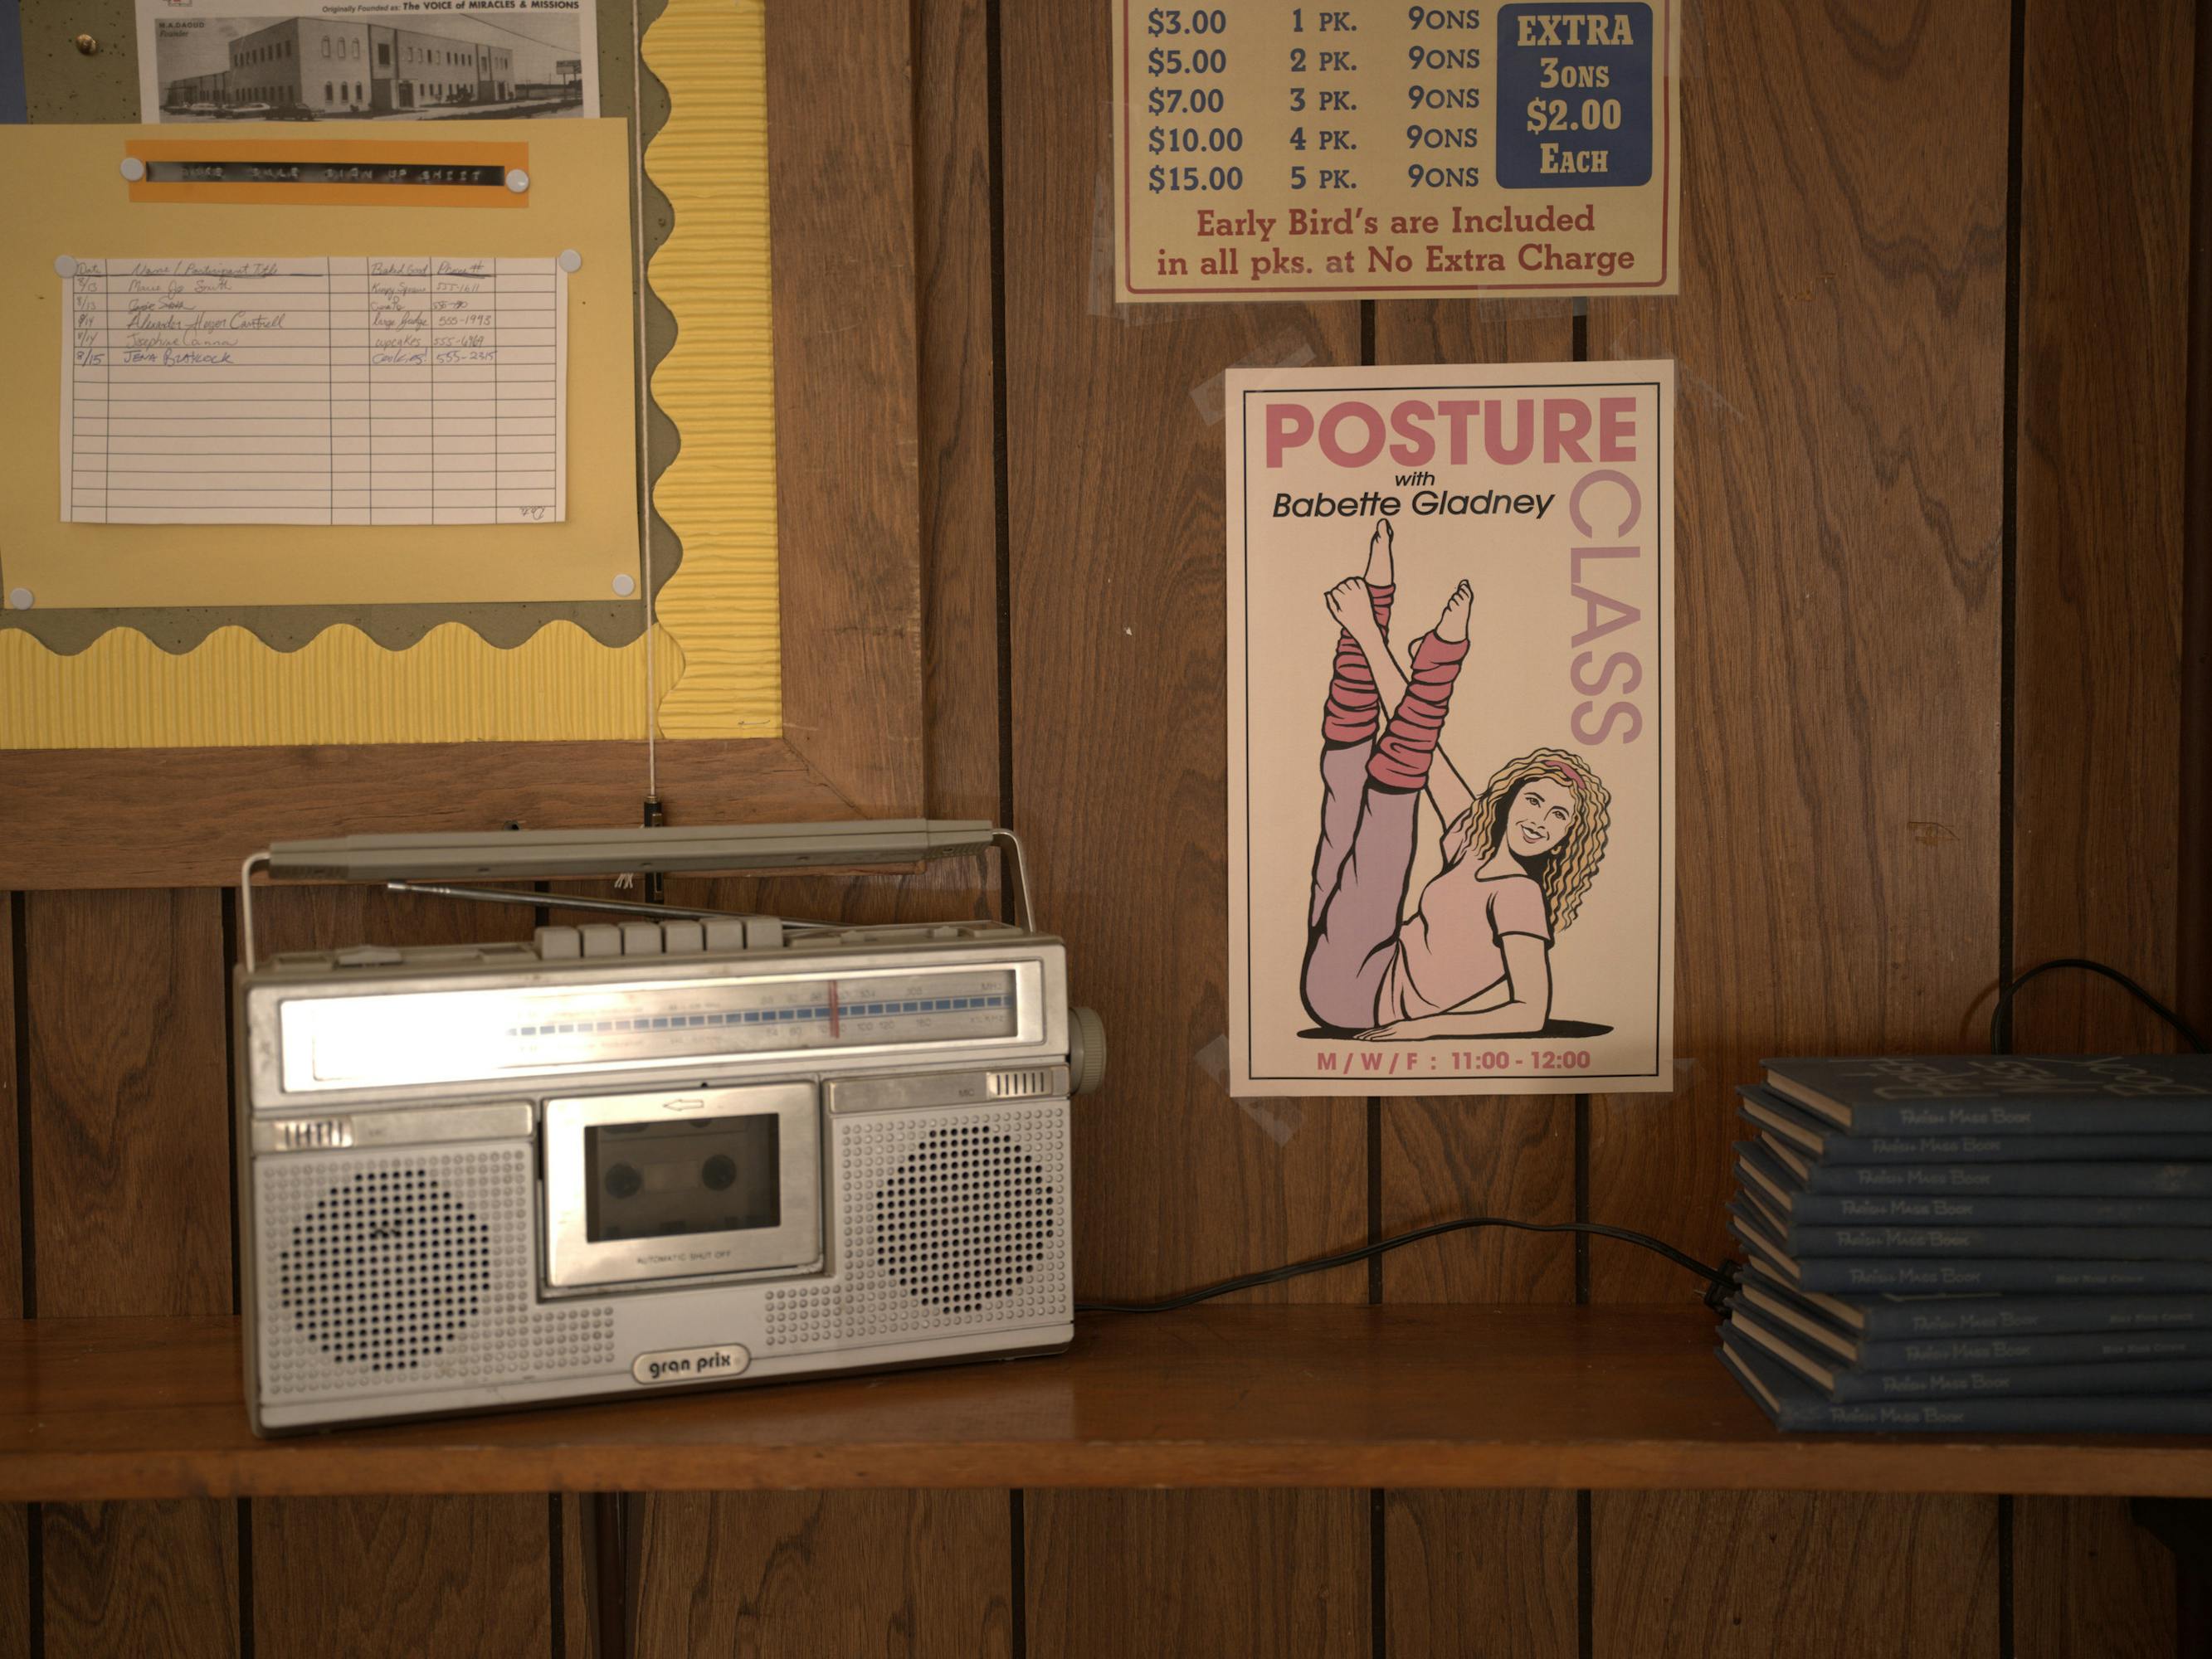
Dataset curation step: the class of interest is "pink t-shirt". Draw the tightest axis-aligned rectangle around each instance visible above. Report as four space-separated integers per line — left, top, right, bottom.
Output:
1376 855 1552 1023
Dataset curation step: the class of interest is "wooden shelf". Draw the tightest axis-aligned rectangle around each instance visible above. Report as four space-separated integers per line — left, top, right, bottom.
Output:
2 1306 2208 1501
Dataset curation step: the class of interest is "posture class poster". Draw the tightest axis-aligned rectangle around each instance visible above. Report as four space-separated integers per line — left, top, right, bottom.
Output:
1226 361 1674 1097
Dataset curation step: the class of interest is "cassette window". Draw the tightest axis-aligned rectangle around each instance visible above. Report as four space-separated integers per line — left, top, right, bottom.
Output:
542 1080 821 1289
584 1115 782 1242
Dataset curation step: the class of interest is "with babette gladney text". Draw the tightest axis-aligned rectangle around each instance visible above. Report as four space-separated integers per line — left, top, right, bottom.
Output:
1265 393 1635 525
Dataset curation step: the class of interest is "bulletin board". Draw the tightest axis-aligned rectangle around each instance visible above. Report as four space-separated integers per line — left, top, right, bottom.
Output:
2 0 926 889
0 12 783 755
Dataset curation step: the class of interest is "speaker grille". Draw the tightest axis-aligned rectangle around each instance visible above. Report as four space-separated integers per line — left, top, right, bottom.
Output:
762 1103 1069 1351
878 1122 1053 1313
281 1168 491 1372
256 1145 615 1401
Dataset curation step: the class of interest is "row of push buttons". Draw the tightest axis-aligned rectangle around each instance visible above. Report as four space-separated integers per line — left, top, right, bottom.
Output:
532 916 782 961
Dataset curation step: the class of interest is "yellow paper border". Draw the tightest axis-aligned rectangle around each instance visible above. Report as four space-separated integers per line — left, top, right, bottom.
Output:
639 0 781 739
0 620 688 747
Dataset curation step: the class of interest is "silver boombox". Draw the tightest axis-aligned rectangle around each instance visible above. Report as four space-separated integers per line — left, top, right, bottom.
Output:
235 820 1103 1434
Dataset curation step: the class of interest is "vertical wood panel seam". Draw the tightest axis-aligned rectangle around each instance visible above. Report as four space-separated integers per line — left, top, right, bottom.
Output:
9 896 32 1321
1573 1099 1590 1304
219 884 256 1659
985 0 1016 836
23 1503 37 1659
1996 1496 2014 1659
542 884 566 1654
2181 0 2212 1029
7 896 36 1656
2000 0 2027 1649
985 7 1027 1655
548 1493 564 1659
1366 1105 1382 1658
595 1491 628 1658
1369 1488 1385 1659
1009 1488 1026 1659
2000 0 2026 1018
1576 1490 1593 1659
904 0 931 830
236 1502 254 1659
1366 1104 1381 1300
224 890 256 1659
221 891 241 1320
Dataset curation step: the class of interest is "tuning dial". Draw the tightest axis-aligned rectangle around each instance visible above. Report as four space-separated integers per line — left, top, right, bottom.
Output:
1068 1006 1108 1096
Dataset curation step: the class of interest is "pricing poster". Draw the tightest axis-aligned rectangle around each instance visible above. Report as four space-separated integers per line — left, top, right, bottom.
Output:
1113 2 1679 301
1226 362 1674 1097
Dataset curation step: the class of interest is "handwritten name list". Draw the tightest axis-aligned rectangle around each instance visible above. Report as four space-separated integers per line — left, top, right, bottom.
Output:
61 255 568 525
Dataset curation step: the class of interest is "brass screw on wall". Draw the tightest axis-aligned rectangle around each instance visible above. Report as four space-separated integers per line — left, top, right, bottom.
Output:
73 33 100 54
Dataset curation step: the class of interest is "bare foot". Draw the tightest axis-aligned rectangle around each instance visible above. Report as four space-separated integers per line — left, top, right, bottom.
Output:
1328 578 1391 673
1433 580 1474 644
1364 518 1394 588
1324 576 1370 631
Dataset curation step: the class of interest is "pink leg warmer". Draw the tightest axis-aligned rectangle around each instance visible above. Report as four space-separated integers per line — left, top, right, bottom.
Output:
1368 630 1468 791
1319 583 1396 745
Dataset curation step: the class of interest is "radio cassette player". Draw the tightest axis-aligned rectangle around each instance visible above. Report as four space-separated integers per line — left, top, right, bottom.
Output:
235 820 1104 1434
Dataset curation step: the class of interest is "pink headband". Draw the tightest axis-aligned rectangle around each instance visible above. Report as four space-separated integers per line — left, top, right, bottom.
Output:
1551 764 1581 787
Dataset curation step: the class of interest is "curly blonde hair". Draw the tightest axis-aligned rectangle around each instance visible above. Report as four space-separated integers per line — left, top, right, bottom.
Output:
1456 747 1611 931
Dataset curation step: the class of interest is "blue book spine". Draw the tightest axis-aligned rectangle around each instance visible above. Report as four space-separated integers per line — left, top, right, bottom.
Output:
1855 1329 2212 1370
1841 1100 2212 1136
1786 1255 2212 1294
1737 1088 2212 1164
1779 1192 2212 1227
1800 1161 2212 1198
1765 1220 2212 1261
1729 1206 2212 1290
1822 1356 2212 1400
1722 1342 2212 1433
1733 1314 2212 1398
1845 1293 2212 1341
1763 1055 2212 1136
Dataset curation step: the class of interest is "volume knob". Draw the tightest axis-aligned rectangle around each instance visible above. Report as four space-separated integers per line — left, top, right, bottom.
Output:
1068 1006 1108 1096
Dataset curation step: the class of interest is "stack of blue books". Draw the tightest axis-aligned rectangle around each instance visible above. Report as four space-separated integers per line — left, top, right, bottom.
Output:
1721 1053 2212 1432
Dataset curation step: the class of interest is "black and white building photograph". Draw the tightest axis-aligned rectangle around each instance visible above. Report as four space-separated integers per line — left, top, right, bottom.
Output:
142 1 593 121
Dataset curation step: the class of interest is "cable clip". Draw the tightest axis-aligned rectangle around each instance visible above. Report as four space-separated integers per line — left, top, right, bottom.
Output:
1701 1258 1744 1313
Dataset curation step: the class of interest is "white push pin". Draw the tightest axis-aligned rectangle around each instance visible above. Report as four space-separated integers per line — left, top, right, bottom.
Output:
7 588 33 611
611 573 636 597
54 256 76 277
558 249 582 273
119 157 147 182
505 167 530 194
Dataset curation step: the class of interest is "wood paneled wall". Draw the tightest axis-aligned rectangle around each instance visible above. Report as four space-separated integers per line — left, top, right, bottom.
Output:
1581 0 2013 1643
0 0 2198 1653
2010 0 2200 1648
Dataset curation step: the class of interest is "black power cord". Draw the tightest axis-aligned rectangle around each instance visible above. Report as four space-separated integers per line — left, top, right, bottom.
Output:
1076 1216 1742 1316
1080 957 2208 1321
1990 956 2207 1056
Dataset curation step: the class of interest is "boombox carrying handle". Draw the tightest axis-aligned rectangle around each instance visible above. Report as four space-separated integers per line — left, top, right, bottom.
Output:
237 820 1035 972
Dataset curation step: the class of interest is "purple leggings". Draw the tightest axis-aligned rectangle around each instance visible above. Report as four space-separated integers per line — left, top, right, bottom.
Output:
1300 739 1418 1030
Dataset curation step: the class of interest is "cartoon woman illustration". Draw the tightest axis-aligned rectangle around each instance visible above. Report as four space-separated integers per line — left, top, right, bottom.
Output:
1302 521 1611 1041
